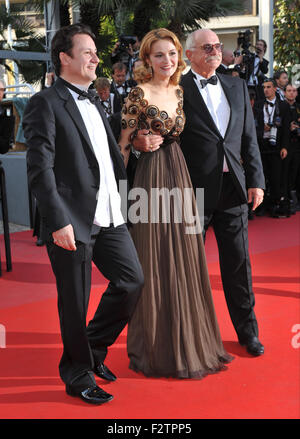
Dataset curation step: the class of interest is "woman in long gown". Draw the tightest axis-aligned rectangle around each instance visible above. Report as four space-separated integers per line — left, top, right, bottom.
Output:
118 28 233 378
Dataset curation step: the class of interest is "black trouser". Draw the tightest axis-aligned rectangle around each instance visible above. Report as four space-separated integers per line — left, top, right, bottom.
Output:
203 173 258 342
288 144 300 192
261 140 285 202
46 223 144 391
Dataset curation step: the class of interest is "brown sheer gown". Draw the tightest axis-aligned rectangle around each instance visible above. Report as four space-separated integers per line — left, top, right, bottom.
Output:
122 86 233 378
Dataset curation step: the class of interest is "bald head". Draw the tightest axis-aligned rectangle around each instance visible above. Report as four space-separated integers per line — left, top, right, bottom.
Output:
185 29 222 78
186 29 219 51
222 49 234 66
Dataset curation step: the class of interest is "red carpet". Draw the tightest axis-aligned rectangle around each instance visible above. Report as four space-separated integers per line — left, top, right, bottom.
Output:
0 214 299 420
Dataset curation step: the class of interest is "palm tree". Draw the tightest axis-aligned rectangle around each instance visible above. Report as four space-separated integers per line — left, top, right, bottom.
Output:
78 0 245 39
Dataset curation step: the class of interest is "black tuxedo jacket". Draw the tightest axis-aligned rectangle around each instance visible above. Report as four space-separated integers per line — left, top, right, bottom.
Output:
23 77 127 243
216 64 229 75
253 97 284 149
0 110 15 154
278 100 300 151
180 70 265 212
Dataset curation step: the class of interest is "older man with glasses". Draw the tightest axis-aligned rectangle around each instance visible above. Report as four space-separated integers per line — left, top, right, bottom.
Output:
179 29 265 356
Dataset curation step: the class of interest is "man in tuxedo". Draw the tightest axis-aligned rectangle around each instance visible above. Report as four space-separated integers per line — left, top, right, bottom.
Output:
23 24 143 405
181 29 265 356
95 77 121 117
110 62 136 110
133 29 265 356
253 79 288 217
216 49 242 75
280 83 300 212
274 70 289 102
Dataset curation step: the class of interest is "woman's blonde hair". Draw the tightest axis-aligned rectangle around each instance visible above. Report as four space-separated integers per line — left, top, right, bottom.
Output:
134 28 186 85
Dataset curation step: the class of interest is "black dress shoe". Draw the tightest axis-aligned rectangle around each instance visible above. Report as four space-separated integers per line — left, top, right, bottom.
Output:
93 363 117 381
66 384 113 405
239 336 264 356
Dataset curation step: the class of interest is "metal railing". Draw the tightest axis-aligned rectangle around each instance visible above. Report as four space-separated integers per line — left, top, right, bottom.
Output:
3 83 35 97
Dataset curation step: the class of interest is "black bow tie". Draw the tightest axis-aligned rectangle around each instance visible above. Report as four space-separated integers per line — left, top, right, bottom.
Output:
60 78 99 104
77 89 99 104
266 101 275 107
200 75 218 88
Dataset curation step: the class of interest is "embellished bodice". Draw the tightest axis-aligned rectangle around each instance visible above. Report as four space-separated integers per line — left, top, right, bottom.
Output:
121 86 185 140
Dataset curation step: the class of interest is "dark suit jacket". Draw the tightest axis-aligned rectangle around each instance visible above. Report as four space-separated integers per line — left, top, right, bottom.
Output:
253 97 284 150
110 79 137 111
216 64 229 75
23 77 127 243
278 100 300 152
180 70 265 212
0 111 15 154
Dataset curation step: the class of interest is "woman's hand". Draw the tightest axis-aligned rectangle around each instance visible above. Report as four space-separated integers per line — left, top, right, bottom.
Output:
132 130 163 152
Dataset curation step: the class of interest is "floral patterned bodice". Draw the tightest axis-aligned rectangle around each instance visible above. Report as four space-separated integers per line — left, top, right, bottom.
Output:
121 86 185 140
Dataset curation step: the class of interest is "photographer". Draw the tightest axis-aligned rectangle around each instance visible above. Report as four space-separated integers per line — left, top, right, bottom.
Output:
95 77 121 117
111 35 140 79
274 70 289 101
253 78 289 217
216 49 243 75
280 83 300 212
236 32 269 100
110 62 136 109
0 79 15 155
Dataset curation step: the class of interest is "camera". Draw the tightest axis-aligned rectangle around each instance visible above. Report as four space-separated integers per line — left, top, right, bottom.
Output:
235 29 255 82
113 35 137 67
267 117 281 129
274 116 282 127
269 138 277 147
119 35 137 50
237 29 252 51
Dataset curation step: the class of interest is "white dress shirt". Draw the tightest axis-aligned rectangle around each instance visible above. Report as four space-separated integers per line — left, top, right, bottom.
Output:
192 69 231 172
100 93 115 118
248 55 260 86
263 97 276 140
68 84 124 227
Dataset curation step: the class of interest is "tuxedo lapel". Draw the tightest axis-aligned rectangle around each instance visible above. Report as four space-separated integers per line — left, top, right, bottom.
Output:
54 78 125 179
182 70 222 138
54 78 96 158
216 74 237 139
64 97 96 152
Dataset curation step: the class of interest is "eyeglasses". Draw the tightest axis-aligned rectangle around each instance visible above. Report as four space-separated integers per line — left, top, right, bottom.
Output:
192 43 223 54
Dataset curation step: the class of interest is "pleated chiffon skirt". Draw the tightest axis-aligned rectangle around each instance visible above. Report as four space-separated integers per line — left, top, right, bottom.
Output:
127 141 233 378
